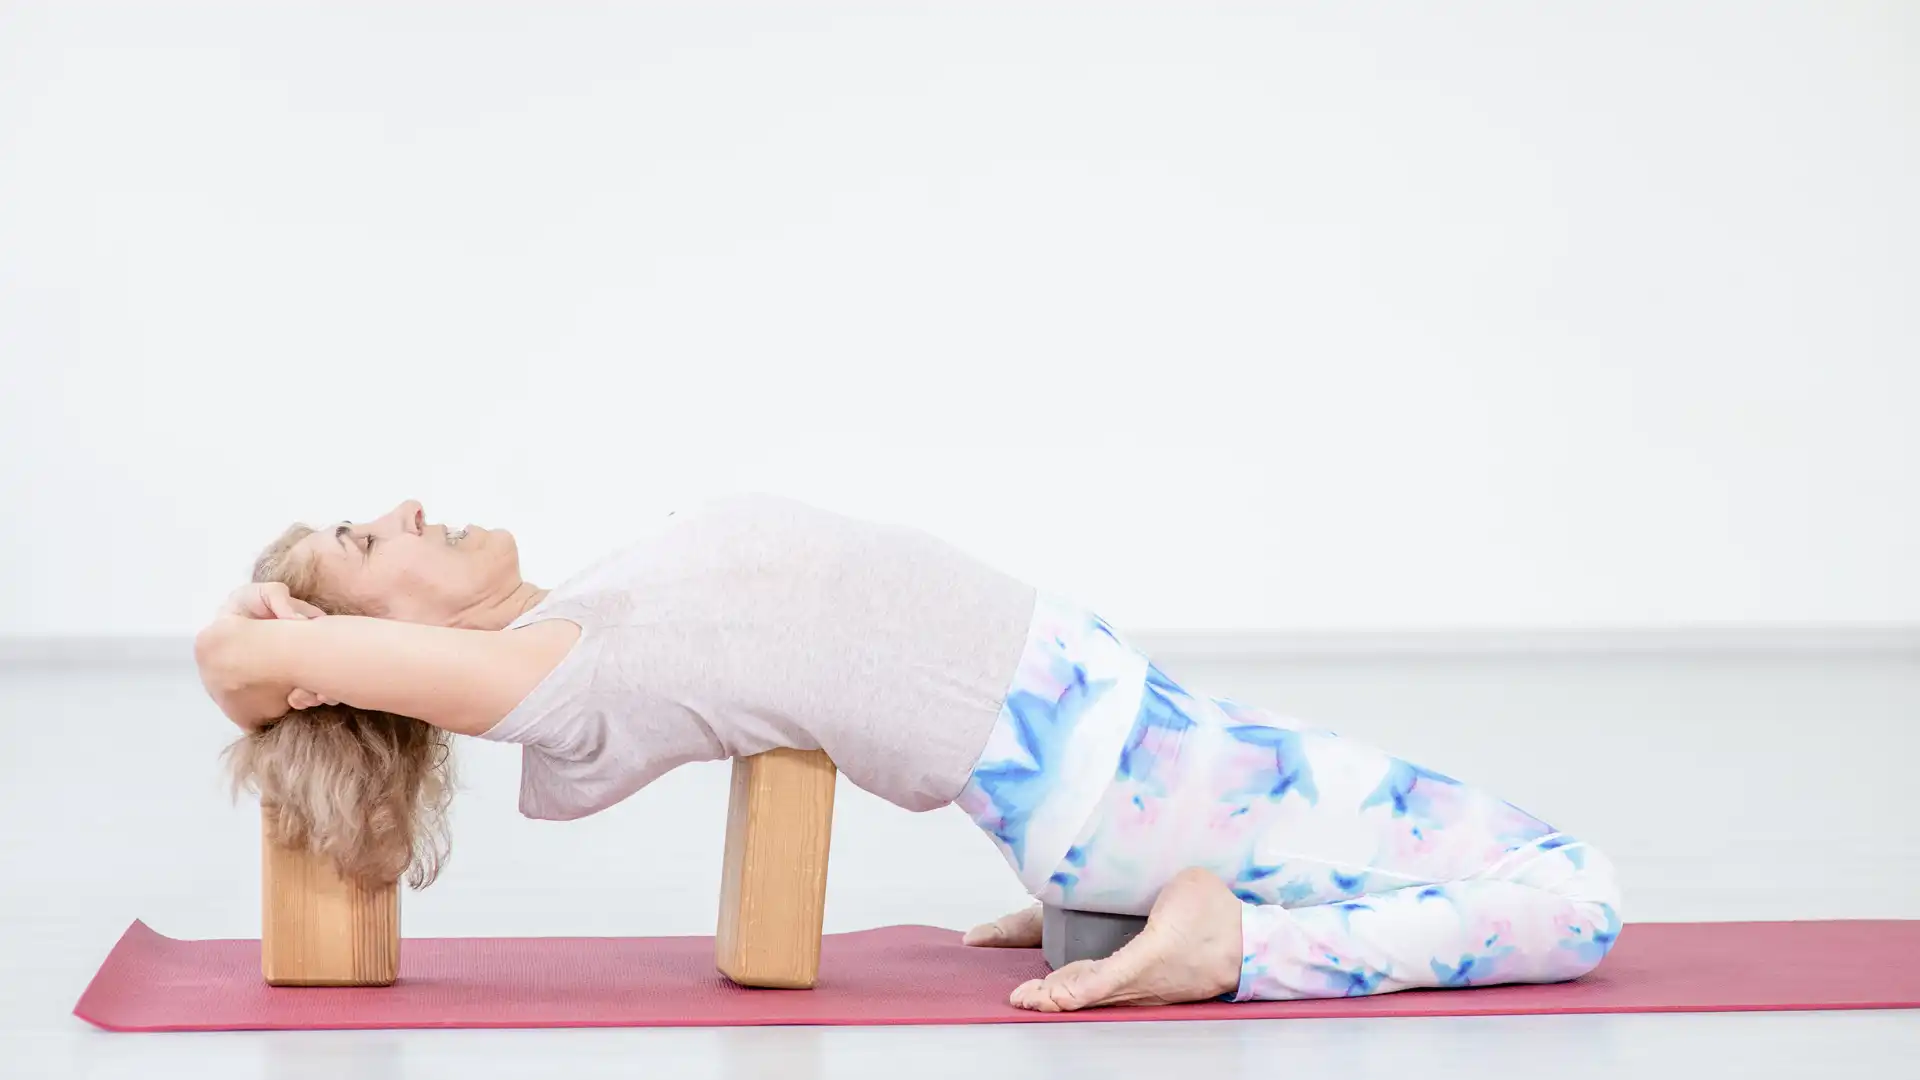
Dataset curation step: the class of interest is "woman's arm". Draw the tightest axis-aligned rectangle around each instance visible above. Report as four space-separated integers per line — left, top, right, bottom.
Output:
195 616 309 729
195 604 578 736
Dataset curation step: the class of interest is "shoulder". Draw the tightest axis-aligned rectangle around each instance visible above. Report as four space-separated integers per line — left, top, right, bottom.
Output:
503 618 583 670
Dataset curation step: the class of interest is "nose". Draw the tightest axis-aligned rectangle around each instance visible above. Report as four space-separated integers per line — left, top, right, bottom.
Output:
385 499 425 535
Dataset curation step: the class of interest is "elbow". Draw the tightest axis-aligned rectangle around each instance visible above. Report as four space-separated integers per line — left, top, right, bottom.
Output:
194 619 250 694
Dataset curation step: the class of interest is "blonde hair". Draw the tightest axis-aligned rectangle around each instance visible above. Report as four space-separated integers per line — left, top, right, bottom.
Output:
222 524 454 889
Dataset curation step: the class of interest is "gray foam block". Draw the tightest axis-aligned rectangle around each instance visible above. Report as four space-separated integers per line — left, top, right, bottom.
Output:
1041 904 1148 970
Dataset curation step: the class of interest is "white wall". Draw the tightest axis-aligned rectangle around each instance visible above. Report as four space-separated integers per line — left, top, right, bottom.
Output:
1 1 1915 637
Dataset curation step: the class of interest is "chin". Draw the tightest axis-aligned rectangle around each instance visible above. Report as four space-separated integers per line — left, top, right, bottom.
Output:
487 529 521 573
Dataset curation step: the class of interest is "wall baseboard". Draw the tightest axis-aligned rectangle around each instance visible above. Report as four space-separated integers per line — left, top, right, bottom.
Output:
3 626 1916 669
0 637 194 666
1131 625 1920 660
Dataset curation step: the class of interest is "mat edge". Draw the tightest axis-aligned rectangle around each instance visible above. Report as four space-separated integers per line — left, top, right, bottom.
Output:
71 918 1920 1033
75 998 1920 1034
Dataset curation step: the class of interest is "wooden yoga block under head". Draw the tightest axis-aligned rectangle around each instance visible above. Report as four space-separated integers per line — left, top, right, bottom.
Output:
260 814 400 987
716 748 837 989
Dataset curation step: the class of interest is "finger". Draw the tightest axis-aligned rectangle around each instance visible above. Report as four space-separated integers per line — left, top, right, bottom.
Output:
223 587 265 619
230 583 281 619
290 598 327 619
265 591 311 621
290 688 338 710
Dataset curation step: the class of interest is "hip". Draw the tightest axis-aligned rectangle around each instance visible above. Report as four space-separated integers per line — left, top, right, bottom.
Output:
955 596 1584 912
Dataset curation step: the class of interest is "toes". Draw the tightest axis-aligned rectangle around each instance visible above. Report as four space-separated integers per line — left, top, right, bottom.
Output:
1045 963 1107 1011
1009 961 1111 1013
1038 958 1127 1012
962 921 998 947
1006 880 1248 1014
1008 977 1059 1012
965 904 1042 948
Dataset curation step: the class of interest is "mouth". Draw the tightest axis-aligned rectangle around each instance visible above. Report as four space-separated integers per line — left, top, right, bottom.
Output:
445 524 470 547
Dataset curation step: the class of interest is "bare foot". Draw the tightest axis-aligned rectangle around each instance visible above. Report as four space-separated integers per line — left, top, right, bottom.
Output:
1007 868 1243 1011
963 904 1043 947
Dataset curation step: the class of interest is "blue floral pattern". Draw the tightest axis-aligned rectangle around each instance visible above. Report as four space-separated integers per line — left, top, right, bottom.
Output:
957 594 1623 1002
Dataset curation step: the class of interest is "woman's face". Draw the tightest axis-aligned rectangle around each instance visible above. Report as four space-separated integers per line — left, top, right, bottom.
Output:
294 499 523 626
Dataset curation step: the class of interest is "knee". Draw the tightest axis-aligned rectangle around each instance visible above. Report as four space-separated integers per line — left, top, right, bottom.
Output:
1560 845 1624 976
1518 839 1625 979
1574 842 1624 908
1562 899 1624 977
1531 836 1624 917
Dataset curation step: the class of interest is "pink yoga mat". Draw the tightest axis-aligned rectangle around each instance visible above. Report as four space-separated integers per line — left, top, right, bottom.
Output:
74 919 1920 1032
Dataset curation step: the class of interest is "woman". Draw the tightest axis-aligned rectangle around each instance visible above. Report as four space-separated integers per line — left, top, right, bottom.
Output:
197 492 1621 1011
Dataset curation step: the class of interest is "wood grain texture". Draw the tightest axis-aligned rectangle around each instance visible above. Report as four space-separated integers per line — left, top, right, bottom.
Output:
715 748 837 989
260 814 399 987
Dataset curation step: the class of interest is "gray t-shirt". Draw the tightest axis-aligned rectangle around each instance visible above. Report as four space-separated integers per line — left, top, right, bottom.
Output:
479 493 1037 819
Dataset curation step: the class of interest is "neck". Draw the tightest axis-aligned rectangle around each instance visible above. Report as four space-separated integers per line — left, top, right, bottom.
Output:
457 582 549 631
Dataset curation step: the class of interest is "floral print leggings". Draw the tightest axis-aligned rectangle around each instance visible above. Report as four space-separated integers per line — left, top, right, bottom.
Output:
955 593 1622 1001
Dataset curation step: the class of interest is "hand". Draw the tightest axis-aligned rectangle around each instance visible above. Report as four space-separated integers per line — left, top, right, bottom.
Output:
285 687 341 711
199 583 332 728
217 581 327 622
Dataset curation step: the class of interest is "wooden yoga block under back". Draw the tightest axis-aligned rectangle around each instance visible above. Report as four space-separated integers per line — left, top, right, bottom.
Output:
256 747 835 990
715 747 838 989
260 813 400 987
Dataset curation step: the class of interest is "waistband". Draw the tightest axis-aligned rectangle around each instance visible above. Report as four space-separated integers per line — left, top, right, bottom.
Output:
952 593 1150 893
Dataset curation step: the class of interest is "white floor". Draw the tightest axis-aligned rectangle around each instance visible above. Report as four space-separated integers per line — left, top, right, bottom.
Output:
4 647 1917 1078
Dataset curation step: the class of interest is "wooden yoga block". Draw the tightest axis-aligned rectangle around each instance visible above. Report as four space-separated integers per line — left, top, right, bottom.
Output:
715 748 837 989
260 813 400 987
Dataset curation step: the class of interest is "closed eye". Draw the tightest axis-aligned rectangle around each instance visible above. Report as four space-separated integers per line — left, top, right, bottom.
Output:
337 524 374 558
